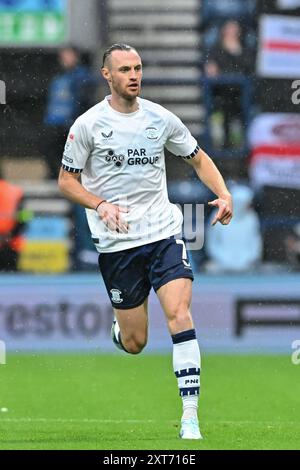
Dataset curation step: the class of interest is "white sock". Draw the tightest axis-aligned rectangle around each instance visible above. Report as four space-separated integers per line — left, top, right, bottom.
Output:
182 406 198 420
171 329 201 418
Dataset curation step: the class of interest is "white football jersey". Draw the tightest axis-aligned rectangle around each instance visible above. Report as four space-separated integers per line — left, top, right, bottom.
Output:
62 96 199 253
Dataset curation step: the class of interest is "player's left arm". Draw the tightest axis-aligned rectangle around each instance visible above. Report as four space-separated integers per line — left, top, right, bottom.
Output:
186 148 233 226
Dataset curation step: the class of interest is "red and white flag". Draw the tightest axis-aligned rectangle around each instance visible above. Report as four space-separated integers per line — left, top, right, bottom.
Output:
257 14 300 78
249 113 300 189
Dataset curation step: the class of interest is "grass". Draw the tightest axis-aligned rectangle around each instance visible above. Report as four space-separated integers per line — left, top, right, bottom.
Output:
0 353 299 450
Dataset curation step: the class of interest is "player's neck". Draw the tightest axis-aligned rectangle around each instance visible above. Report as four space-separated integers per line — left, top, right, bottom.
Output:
108 95 139 114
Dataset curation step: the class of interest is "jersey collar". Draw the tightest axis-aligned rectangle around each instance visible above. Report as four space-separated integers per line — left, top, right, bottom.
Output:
105 95 142 117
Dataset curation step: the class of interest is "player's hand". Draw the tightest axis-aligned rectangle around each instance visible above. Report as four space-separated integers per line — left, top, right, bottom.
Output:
208 194 233 226
96 202 129 233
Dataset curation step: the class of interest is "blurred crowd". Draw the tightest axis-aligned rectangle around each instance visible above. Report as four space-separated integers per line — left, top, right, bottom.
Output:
1 0 300 274
41 46 98 179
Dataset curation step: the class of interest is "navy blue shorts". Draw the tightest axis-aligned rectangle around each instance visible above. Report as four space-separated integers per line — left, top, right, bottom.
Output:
98 236 194 309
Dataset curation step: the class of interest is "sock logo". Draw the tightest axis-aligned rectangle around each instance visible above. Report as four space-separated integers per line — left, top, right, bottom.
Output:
184 378 199 385
175 368 200 397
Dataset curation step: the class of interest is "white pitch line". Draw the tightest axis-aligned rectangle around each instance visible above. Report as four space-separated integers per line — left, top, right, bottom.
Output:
0 418 299 425
0 418 157 423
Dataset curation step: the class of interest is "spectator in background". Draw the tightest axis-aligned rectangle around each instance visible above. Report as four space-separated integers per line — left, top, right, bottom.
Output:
205 184 262 272
0 171 27 271
204 20 252 148
42 46 97 179
284 223 300 270
202 0 254 23
205 20 251 77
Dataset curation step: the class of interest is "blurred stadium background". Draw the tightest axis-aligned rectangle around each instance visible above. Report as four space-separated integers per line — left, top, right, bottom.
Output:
1 0 300 450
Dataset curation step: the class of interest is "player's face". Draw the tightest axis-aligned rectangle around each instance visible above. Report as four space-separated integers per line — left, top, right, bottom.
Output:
103 50 142 101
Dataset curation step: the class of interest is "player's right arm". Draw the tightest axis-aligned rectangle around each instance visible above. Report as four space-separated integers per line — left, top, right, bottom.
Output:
58 168 102 209
58 170 128 233
58 119 128 232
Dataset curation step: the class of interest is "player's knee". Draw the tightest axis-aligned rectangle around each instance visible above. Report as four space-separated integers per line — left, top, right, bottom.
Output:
123 336 147 354
125 343 145 355
168 308 192 332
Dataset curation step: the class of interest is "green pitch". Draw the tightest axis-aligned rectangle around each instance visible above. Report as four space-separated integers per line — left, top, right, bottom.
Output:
0 353 299 450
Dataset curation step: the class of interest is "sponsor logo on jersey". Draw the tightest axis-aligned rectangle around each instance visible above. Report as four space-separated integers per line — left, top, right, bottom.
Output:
105 149 125 167
128 148 146 157
105 148 159 167
127 149 159 165
146 126 159 140
101 130 113 139
110 289 123 303
128 156 159 165
69 133 75 140
63 155 74 163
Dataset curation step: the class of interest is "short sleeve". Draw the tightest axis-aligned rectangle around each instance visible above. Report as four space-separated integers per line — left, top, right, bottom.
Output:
164 111 199 159
61 118 91 173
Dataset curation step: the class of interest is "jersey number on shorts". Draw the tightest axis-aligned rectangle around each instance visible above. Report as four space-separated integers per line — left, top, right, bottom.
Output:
176 239 191 268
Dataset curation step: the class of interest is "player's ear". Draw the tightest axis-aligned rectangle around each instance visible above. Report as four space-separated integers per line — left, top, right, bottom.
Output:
101 67 111 82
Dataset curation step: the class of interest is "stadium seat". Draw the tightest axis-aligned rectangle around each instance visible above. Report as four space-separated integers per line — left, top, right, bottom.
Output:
1 157 48 181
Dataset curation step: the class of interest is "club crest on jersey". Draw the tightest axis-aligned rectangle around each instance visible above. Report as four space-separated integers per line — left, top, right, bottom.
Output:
101 130 113 139
110 289 123 303
105 149 125 167
146 126 159 140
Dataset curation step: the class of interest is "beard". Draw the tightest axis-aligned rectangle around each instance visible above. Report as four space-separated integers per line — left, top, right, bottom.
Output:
111 80 140 101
